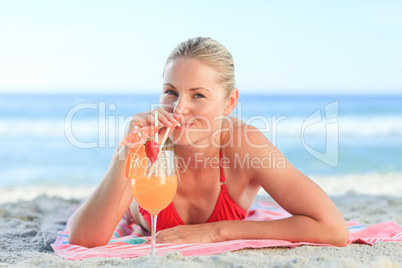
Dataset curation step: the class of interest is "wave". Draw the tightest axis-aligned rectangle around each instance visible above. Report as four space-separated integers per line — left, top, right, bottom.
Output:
1 169 401 196
1 115 402 139
239 115 402 139
0 119 127 140
257 172 402 197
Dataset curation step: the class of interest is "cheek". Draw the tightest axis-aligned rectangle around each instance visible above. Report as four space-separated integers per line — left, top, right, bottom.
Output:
160 96 175 113
195 109 223 128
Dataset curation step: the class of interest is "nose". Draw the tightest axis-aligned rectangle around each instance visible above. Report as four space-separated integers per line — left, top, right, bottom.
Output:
173 96 190 115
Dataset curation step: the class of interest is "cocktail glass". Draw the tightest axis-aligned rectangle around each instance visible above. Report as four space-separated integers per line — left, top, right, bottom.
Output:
127 147 177 257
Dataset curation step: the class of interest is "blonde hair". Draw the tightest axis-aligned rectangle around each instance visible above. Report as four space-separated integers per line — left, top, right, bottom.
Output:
164 36 235 98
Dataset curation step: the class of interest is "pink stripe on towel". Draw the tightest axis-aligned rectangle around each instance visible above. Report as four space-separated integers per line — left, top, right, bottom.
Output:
52 201 402 260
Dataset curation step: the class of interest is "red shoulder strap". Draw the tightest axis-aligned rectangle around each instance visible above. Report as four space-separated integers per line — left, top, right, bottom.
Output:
219 150 225 183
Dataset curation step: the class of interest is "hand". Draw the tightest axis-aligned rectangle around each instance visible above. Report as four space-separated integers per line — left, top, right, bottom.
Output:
146 222 223 244
125 107 181 143
130 107 181 129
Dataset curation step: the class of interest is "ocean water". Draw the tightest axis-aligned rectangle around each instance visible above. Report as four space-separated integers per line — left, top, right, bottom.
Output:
0 93 401 188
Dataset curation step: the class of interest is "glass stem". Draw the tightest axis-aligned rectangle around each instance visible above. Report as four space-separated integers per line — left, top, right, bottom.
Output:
149 214 158 257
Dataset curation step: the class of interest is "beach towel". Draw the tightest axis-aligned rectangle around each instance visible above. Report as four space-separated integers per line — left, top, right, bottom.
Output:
52 201 402 260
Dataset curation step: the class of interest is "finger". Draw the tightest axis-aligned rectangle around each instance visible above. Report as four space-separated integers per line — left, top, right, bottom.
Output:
155 108 181 126
157 124 179 146
153 112 174 127
167 125 176 136
172 114 182 121
157 127 168 143
154 230 176 242
129 115 147 129
124 117 146 139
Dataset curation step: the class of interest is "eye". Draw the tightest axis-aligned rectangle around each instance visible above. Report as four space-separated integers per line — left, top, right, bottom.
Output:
194 93 205 98
165 89 178 96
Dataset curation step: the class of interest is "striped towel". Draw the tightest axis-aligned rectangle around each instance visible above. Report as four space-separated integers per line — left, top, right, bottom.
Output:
51 201 402 260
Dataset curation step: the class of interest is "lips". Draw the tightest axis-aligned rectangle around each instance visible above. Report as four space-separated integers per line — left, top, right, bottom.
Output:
177 123 193 128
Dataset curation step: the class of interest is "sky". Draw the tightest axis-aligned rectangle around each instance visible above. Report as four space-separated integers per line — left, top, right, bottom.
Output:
0 0 401 95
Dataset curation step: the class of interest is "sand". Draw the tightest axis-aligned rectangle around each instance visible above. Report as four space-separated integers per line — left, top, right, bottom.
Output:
1 180 402 267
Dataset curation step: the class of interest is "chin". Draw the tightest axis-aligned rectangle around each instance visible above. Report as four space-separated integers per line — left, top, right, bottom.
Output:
168 130 193 145
170 125 215 148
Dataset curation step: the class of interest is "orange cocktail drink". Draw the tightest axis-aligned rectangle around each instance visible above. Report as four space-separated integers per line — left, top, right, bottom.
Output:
131 175 177 215
127 145 177 214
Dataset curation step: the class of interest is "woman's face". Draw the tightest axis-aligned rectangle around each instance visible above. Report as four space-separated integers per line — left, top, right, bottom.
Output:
160 58 229 148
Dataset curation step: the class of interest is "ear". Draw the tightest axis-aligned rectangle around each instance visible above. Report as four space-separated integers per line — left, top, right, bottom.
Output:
223 88 239 115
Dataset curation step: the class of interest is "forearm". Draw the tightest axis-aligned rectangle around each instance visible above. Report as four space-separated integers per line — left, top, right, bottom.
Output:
216 215 348 246
69 146 132 247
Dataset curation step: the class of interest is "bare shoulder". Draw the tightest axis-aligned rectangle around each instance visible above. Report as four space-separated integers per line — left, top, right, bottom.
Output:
222 116 274 154
221 116 279 175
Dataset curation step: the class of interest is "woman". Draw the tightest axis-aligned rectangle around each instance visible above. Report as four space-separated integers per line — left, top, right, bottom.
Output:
69 37 349 248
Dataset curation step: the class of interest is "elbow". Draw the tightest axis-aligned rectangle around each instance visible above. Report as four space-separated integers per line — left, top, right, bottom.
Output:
68 216 109 248
68 228 108 248
68 232 87 248
328 232 349 247
333 228 349 247
68 236 85 247
325 221 349 247
69 235 108 248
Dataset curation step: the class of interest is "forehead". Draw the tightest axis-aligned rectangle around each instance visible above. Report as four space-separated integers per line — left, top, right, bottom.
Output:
163 58 221 89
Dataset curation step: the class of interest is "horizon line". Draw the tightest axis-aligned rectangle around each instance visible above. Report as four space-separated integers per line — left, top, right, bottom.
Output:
0 91 401 97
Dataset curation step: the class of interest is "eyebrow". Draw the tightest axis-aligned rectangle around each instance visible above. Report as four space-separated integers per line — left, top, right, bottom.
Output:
163 83 211 92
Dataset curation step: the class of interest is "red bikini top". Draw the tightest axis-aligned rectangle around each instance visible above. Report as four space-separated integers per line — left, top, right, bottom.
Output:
138 151 247 231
